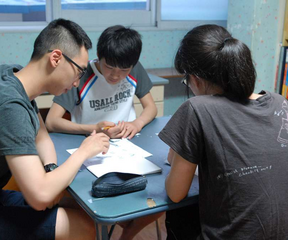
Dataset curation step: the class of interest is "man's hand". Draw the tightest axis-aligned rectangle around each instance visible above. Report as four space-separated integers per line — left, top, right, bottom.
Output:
78 130 110 158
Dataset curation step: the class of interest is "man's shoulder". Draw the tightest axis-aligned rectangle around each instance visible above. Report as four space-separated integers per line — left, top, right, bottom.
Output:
0 64 22 73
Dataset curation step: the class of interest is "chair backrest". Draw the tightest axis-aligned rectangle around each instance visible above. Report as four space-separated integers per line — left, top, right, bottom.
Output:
3 175 20 191
39 108 71 123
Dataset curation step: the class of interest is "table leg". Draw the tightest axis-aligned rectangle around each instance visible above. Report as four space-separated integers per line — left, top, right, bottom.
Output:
95 223 110 240
95 223 100 240
156 219 162 240
101 225 109 240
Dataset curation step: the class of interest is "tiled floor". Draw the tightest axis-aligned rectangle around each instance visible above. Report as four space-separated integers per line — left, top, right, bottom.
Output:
110 213 167 240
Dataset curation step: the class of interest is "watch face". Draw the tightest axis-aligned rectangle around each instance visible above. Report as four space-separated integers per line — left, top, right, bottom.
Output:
44 163 58 172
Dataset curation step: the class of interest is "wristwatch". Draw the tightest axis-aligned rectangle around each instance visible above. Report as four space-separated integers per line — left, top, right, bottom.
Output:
44 163 58 173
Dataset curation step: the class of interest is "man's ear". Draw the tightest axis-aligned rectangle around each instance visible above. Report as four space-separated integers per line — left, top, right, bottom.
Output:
49 49 62 68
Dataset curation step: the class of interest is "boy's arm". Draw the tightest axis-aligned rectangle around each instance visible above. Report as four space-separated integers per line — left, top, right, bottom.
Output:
46 102 114 134
122 92 157 139
165 149 197 203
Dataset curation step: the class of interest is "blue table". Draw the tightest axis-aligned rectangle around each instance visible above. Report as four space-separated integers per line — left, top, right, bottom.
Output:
50 116 199 240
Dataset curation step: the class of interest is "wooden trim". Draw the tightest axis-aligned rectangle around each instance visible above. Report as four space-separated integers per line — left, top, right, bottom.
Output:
146 68 183 78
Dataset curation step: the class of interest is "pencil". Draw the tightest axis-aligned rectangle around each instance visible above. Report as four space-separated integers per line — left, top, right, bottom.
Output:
101 126 113 130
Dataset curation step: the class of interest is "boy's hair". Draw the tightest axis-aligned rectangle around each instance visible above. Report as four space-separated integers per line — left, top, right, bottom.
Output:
97 25 142 68
175 24 256 102
31 18 92 60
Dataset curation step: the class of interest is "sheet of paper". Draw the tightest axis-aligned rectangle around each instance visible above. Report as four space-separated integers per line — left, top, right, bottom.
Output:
67 139 161 177
67 139 152 159
86 156 161 177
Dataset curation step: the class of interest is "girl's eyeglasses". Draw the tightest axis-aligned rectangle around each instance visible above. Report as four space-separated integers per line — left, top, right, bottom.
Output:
181 74 190 88
181 73 191 98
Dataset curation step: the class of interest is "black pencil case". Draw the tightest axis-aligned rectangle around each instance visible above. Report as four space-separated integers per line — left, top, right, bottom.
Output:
91 172 147 198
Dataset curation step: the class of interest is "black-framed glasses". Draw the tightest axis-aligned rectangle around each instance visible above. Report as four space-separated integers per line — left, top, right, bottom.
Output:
181 72 192 88
181 74 190 88
181 73 191 98
48 50 87 79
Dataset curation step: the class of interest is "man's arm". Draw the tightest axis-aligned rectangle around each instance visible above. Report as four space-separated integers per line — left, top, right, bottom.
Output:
122 92 157 139
6 130 110 211
36 113 57 165
45 102 114 134
165 148 197 203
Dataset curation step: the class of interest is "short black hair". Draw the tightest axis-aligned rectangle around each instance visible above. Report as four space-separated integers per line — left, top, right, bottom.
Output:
31 18 92 60
97 25 142 68
175 24 256 102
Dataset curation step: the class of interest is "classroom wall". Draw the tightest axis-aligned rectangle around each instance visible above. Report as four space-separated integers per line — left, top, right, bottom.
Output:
0 30 187 69
228 0 285 93
164 0 286 116
0 0 284 116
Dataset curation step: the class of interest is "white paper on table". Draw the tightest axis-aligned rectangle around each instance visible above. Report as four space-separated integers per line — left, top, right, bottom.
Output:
67 139 152 160
66 139 160 177
111 139 152 158
86 156 162 177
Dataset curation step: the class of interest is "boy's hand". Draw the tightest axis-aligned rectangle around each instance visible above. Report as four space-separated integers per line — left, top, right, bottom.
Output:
97 121 115 131
104 121 126 139
122 121 142 139
78 130 110 159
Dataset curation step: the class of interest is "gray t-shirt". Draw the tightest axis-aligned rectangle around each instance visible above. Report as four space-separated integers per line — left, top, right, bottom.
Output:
0 64 39 189
53 60 152 123
159 91 288 239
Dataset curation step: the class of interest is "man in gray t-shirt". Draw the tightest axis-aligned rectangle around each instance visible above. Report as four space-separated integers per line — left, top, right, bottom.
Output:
0 19 109 240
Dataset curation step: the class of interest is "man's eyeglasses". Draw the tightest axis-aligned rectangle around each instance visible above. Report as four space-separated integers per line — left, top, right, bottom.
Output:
48 50 87 79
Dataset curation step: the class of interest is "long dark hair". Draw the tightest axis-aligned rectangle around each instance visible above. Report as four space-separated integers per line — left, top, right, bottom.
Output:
175 24 256 102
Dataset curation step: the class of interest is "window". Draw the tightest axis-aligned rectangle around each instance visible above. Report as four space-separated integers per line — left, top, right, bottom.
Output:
161 0 228 21
0 0 50 24
0 0 153 28
0 0 228 30
158 0 228 29
61 0 148 11
55 0 155 28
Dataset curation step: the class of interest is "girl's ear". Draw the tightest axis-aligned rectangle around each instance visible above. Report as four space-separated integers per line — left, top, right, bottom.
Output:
190 75 201 88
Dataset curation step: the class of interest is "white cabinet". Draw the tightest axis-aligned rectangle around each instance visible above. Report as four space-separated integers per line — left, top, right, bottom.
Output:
133 85 164 117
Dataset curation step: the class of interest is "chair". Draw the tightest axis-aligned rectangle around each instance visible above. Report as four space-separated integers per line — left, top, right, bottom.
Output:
3 175 20 191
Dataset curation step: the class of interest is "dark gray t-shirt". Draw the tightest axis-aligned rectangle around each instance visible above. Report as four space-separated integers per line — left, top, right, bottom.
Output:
0 64 39 189
159 92 288 239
